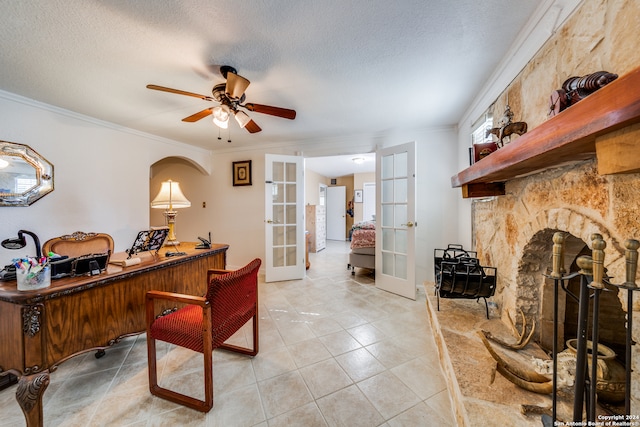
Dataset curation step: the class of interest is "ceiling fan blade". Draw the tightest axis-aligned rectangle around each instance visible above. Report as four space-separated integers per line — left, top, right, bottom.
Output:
146 84 213 101
243 103 296 120
225 72 250 100
244 119 262 133
182 108 213 122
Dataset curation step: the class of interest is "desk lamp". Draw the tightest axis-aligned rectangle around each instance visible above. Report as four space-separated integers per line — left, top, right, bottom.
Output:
151 180 191 246
2 229 42 258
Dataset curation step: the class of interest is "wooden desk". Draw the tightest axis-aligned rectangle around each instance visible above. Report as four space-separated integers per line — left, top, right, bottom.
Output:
0 243 228 427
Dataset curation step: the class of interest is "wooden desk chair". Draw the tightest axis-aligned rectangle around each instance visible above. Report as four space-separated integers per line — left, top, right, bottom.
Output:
145 258 261 412
42 231 114 258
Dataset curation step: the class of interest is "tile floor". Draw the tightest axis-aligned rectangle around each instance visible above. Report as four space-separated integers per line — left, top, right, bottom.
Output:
0 241 454 426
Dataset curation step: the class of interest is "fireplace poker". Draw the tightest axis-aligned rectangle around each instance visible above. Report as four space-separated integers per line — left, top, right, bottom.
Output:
610 238 640 416
573 255 594 422
548 232 567 424
587 236 606 421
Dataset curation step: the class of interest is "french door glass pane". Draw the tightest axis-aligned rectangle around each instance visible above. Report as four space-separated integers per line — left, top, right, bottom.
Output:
394 204 407 227
394 178 407 203
273 162 284 181
395 229 407 254
382 204 393 227
273 247 284 267
286 226 296 245
382 228 394 251
382 251 393 275
382 179 393 203
395 254 407 279
382 155 393 179
286 246 297 266
273 205 284 224
394 152 407 178
273 226 284 246
273 183 284 203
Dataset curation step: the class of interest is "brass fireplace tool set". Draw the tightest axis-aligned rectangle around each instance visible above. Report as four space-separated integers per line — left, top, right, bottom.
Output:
543 232 639 425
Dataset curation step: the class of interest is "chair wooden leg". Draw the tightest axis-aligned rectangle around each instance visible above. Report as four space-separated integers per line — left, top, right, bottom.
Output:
147 309 214 413
218 313 259 356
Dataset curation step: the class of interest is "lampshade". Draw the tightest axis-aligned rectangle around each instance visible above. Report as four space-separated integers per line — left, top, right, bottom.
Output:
234 110 251 128
212 105 230 129
0 158 8 169
151 180 191 210
225 72 250 100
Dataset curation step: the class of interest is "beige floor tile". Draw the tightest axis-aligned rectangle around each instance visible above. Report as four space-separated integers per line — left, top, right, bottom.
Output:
390 356 448 400
318 330 362 356
257 371 314 419
251 346 297 381
387 401 453 427
364 339 417 369
287 338 333 368
347 322 388 346
316 384 384 427
299 358 353 399
335 347 386 382
357 371 421 419
267 402 328 427
208 383 265 427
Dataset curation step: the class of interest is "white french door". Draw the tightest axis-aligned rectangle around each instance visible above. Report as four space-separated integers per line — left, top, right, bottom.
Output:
375 142 417 299
264 154 305 282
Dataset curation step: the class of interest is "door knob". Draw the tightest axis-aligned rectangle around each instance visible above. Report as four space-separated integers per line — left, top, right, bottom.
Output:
401 221 416 227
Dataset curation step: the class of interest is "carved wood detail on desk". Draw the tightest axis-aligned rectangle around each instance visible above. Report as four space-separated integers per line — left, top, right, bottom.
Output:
0 242 228 427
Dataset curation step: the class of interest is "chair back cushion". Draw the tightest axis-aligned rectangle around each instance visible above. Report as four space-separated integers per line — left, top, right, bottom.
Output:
207 258 261 347
150 258 261 353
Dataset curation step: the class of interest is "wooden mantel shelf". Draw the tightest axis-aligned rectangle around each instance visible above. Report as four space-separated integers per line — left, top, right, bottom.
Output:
452 66 640 198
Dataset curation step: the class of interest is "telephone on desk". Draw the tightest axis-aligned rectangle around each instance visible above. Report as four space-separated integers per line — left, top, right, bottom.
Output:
196 232 211 249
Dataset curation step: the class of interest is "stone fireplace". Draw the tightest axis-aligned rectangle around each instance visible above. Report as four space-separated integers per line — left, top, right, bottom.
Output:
518 227 628 356
471 157 640 409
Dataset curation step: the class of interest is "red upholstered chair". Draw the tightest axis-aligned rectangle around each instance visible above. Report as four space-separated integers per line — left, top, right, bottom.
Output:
145 258 261 412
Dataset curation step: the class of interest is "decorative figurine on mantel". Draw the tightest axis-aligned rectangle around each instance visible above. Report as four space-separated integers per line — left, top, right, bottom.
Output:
548 71 618 117
486 104 528 148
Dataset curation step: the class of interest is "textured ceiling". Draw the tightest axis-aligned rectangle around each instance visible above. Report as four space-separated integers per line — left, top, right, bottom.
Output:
0 0 543 160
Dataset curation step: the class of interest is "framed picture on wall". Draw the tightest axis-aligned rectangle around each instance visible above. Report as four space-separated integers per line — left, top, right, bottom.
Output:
354 189 363 203
232 160 252 186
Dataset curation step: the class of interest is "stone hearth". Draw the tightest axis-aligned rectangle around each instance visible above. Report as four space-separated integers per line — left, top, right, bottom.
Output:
424 284 619 426
424 285 550 426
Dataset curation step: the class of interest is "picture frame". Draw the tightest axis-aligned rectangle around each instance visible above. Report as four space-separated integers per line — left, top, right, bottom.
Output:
354 189 363 203
232 160 252 186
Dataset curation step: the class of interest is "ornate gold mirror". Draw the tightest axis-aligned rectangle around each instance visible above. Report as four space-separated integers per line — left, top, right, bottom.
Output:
0 141 54 206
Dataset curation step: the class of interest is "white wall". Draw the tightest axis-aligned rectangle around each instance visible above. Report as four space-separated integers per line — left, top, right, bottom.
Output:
0 91 460 286
0 92 210 263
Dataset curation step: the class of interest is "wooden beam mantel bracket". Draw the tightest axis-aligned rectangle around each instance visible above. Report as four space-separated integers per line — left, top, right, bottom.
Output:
461 182 505 198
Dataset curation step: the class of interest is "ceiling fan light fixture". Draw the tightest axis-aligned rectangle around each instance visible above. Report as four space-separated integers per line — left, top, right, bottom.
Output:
212 105 230 129
226 72 250 100
234 110 251 128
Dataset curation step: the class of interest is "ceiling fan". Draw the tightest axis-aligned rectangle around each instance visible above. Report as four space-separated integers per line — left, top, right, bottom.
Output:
146 65 296 134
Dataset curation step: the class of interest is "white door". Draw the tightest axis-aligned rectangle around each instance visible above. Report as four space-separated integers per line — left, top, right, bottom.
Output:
375 142 417 299
265 154 305 282
362 182 376 221
326 186 346 240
